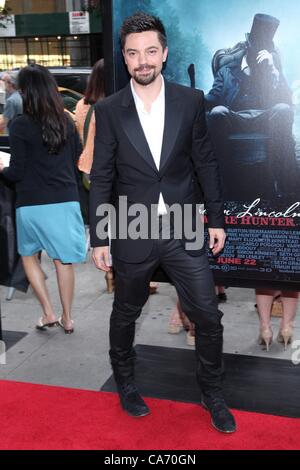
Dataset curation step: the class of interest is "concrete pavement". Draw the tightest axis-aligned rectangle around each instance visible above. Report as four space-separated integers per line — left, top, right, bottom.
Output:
0 251 299 390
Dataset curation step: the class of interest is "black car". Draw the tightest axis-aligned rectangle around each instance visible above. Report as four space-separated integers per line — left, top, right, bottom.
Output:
49 67 91 94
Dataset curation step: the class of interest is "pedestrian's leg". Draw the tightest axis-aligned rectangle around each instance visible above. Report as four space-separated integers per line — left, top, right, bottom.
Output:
22 254 57 325
255 288 274 351
53 259 74 332
278 291 299 349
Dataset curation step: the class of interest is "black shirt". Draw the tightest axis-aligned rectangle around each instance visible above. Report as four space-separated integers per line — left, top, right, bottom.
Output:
3 113 82 208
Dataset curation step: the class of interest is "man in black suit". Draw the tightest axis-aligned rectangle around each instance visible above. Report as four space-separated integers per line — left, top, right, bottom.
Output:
90 12 236 433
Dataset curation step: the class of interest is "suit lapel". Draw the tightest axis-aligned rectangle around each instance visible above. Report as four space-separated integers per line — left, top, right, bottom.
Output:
119 83 158 173
119 81 182 174
159 81 182 172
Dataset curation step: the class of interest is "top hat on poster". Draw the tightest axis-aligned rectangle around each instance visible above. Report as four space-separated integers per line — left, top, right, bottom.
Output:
245 13 280 51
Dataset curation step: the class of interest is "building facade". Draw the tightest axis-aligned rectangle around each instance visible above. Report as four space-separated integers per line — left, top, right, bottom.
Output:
0 0 102 70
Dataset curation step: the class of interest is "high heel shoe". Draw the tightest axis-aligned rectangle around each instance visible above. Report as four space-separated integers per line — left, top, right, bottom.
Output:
105 269 114 293
58 317 74 334
258 327 273 351
36 317 58 330
277 326 293 350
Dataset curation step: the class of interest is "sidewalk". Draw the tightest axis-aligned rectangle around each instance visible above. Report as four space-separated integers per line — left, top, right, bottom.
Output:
0 251 299 390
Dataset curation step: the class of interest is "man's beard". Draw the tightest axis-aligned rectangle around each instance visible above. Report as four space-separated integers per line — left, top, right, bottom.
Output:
132 65 158 86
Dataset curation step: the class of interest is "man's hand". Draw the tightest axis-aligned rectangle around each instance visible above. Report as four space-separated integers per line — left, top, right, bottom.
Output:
256 50 274 67
208 228 226 255
0 158 4 172
92 246 111 272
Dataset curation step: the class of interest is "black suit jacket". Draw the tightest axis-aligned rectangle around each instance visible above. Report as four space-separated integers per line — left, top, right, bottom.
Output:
89 80 224 263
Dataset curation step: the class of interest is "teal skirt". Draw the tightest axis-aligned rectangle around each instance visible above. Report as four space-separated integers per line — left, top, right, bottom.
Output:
16 201 86 263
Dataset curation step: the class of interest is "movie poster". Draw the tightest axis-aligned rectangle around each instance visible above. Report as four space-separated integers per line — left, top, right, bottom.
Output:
111 0 300 289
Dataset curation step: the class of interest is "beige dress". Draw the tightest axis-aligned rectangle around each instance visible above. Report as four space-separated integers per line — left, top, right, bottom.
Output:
75 98 96 174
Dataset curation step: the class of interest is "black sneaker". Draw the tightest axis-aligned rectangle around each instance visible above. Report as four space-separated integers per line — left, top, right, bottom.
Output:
201 396 236 433
117 383 150 417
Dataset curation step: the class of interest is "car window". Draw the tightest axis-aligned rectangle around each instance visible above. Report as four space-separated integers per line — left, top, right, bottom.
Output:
54 75 88 94
0 85 82 145
59 93 80 114
60 89 82 100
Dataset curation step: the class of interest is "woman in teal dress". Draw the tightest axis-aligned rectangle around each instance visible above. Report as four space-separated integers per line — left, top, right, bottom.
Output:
0 64 86 334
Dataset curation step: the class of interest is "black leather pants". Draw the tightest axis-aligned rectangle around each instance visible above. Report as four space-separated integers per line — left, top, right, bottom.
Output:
109 222 224 396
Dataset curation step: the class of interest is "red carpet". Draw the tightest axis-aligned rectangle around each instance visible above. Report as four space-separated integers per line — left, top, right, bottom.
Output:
0 380 299 450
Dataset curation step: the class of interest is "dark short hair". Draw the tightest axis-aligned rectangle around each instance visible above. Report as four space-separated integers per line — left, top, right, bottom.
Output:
120 11 167 50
